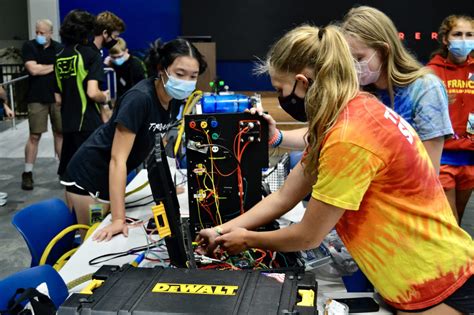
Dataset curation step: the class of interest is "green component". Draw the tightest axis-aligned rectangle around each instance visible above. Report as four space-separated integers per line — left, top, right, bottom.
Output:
209 81 214 87
211 133 219 140
219 80 225 86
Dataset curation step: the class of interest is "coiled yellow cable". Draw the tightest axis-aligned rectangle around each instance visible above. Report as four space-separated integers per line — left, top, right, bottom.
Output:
173 91 203 156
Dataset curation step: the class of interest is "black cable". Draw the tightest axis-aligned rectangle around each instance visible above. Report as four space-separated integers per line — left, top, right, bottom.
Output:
125 199 155 209
88 242 160 266
125 194 153 205
262 166 277 179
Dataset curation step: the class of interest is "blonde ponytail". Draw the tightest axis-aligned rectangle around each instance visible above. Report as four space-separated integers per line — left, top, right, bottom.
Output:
258 25 359 177
304 26 359 177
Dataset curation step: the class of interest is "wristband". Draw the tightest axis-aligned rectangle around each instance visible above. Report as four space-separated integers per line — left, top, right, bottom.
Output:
269 129 283 148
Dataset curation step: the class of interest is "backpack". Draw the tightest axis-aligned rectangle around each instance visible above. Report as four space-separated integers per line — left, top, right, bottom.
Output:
0 287 56 315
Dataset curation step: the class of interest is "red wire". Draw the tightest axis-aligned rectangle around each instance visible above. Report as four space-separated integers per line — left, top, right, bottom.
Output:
213 163 238 177
234 126 250 213
199 263 240 270
238 141 251 160
201 203 217 226
194 173 217 225
254 249 267 264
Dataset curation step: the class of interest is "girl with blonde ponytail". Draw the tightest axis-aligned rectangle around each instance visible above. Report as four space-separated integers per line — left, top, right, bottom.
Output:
197 25 473 314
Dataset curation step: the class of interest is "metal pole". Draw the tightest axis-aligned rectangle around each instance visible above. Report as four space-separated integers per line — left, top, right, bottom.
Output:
113 71 117 102
107 71 111 96
8 84 15 129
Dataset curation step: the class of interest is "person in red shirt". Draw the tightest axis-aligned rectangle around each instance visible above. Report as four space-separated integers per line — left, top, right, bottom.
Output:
427 15 474 223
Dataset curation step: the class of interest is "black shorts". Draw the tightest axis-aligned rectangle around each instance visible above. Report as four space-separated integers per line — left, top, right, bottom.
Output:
58 131 93 176
63 182 110 203
397 275 474 313
65 184 89 196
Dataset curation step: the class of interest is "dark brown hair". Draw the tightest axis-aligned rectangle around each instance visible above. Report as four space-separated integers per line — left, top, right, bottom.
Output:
93 11 125 36
430 15 473 59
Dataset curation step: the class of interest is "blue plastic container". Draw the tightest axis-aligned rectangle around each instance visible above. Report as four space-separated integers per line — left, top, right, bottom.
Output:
341 269 374 292
201 94 252 113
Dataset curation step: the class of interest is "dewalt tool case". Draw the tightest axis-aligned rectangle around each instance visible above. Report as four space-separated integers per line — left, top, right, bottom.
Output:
59 264 318 314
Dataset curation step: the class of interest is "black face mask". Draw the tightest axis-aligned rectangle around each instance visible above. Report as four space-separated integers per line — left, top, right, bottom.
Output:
103 37 118 49
278 80 307 122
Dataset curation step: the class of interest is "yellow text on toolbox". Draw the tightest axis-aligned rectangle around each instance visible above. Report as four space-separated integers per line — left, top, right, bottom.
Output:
152 283 238 296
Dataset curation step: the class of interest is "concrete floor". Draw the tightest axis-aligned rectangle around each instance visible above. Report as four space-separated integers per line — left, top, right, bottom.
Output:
0 118 64 279
0 118 473 280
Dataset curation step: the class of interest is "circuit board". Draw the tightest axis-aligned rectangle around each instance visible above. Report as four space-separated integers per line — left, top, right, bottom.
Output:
185 112 268 236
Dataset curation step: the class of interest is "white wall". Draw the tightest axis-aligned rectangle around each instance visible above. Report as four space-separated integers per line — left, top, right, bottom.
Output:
27 0 60 41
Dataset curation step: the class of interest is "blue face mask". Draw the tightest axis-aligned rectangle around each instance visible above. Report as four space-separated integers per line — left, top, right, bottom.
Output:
448 40 474 58
112 56 126 66
35 35 47 45
162 70 197 100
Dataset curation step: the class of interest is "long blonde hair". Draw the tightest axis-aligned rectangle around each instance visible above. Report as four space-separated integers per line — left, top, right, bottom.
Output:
260 25 359 178
341 6 431 106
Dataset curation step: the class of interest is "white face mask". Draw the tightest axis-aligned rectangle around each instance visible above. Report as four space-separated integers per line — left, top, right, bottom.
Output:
355 51 382 86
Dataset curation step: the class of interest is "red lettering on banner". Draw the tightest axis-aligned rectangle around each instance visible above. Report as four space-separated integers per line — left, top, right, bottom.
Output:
398 32 438 40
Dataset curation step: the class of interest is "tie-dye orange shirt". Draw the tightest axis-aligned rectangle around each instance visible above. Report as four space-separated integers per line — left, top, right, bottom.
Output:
311 93 473 310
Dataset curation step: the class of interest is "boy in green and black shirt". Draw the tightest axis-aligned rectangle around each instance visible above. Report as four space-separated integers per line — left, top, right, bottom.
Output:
55 10 110 177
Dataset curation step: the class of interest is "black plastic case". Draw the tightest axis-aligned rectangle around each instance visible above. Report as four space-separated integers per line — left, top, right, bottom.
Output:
59 264 318 315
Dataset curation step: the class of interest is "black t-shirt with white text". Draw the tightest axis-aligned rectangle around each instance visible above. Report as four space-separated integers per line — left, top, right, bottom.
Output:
62 78 181 200
22 39 63 103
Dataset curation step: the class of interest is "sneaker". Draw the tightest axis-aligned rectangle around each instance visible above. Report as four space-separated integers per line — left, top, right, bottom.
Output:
0 192 7 199
21 172 33 190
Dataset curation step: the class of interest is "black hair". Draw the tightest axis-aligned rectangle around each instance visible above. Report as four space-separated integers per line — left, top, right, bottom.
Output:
60 10 96 45
145 38 207 77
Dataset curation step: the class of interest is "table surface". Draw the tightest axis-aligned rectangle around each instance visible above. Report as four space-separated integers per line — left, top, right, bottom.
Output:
58 164 392 314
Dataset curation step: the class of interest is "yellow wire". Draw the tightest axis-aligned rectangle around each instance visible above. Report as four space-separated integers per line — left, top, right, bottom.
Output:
125 180 149 197
197 202 204 229
202 172 213 191
66 273 94 291
174 91 203 156
53 248 78 271
202 171 222 225
84 222 101 240
39 224 90 266
205 131 223 225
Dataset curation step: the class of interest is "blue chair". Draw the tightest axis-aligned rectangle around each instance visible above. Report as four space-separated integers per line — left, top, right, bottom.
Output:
126 169 138 185
12 198 77 267
0 265 68 310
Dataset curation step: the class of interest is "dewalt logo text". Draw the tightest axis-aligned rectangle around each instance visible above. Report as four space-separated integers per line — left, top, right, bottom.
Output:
152 283 238 295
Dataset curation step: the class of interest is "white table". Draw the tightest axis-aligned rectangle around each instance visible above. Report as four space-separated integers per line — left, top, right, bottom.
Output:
58 163 186 285
58 166 392 314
